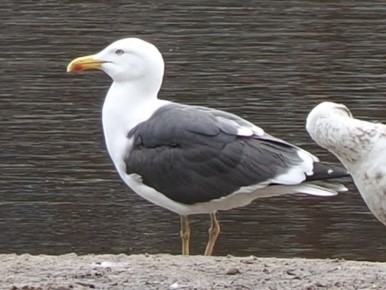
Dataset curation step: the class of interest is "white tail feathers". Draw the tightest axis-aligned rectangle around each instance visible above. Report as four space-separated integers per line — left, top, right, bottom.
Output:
295 181 348 196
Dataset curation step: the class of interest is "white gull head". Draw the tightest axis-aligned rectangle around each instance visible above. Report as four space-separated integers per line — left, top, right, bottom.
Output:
97 38 165 94
306 102 354 153
67 38 165 96
306 102 352 134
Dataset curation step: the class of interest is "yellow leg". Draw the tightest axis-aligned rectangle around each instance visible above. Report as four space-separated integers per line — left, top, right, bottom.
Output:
180 215 190 255
204 212 220 256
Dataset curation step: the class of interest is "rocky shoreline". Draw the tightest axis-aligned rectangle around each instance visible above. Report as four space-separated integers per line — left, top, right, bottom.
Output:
2 253 386 289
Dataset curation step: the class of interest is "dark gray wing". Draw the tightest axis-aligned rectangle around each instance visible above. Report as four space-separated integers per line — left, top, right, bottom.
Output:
125 104 341 205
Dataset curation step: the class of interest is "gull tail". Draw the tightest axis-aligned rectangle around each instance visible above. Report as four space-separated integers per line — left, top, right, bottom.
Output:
294 180 348 197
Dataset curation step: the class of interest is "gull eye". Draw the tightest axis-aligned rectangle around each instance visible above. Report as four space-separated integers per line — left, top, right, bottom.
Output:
115 49 124 55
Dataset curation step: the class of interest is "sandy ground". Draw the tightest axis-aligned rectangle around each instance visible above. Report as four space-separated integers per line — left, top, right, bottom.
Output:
1 254 386 290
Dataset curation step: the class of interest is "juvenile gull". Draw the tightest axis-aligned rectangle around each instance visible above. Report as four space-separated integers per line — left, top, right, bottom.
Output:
67 38 348 255
306 101 386 226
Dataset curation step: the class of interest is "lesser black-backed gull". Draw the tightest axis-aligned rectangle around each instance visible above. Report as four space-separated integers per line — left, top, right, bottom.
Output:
67 38 348 255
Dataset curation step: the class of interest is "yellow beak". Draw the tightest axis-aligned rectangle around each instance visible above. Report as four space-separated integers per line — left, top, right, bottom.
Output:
66 54 104 73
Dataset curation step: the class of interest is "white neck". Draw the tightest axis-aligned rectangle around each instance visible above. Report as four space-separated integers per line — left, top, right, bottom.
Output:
102 80 164 131
310 115 378 171
101 80 170 163
108 81 157 106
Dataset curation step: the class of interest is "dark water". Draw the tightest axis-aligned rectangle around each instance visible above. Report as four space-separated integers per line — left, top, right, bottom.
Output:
1 1 386 261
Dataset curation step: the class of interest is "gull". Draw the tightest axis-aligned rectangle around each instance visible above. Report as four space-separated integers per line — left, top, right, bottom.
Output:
67 38 348 255
306 101 386 226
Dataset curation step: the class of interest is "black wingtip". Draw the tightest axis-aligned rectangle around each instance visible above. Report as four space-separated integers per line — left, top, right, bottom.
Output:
306 162 350 182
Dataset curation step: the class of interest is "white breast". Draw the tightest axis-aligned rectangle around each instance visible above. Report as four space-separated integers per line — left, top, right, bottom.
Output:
101 84 170 171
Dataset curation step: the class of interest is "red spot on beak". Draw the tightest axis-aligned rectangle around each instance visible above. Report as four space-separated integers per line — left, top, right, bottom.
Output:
73 63 84 72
